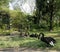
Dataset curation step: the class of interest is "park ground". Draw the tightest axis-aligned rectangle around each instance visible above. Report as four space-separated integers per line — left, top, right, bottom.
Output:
0 28 60 51
0 28 60 52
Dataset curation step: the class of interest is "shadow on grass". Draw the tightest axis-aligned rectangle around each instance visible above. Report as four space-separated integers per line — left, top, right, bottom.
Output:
18 37 60 50
9 36 60 50
20 39 51 50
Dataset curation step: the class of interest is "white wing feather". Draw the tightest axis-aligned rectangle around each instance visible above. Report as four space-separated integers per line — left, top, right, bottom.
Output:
49 41 54 46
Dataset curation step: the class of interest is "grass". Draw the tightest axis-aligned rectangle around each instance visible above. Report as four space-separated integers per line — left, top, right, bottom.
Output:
0 28 60 50
0 32 60 50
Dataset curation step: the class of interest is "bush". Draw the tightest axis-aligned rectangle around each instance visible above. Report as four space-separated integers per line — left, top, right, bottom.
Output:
0 30 10 36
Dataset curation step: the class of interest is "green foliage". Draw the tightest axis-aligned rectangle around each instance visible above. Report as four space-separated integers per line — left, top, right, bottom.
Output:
0 29 10 36
0 0 9 6
34 0 60 31
0 0 60 32
9 10 28 31
0 9 10 30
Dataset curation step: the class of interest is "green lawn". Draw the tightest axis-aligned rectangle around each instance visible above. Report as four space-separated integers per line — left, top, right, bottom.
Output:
0 31 60 50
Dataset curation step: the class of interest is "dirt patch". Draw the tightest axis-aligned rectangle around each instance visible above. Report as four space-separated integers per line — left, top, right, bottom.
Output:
0 47 60 52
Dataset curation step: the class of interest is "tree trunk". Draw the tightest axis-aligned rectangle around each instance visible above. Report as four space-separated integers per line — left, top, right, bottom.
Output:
49 12 53 31
49 4 53 31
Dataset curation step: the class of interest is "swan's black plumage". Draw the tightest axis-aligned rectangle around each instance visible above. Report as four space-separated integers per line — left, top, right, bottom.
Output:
39 33 56 46
30 33 38 38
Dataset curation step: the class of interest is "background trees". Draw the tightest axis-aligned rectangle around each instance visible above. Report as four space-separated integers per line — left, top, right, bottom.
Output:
35 0 60 31
0 0 60 35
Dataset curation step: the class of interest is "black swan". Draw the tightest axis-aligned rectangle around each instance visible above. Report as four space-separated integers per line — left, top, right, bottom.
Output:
30 33 38 38
38 33 56 46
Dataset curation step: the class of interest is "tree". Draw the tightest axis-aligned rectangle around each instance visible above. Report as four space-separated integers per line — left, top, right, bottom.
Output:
35 0 46 25
46 0 60 31
0 0 9 9
46 0 56 31
9 10 27 31
0 0 10 30
35 0 60 31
